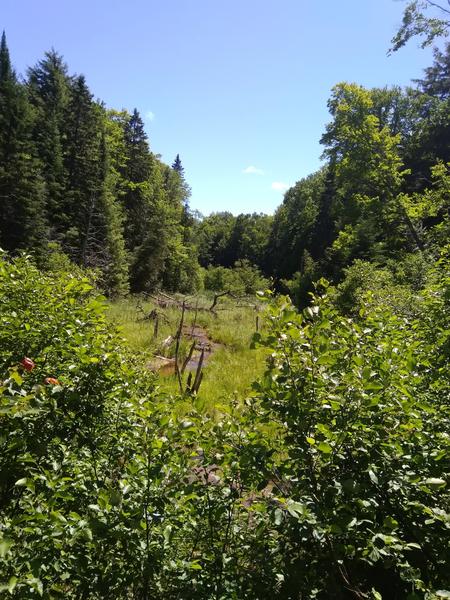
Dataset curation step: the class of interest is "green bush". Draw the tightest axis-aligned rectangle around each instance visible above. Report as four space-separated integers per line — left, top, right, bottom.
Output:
0 253 164 597
204 260 269 295
252 278 450 598
0 253 279 598
1 251 448 599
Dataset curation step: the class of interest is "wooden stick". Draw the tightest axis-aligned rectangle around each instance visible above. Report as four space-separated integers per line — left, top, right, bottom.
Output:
174 301 186 392
191 348 205 394
181 341 196 375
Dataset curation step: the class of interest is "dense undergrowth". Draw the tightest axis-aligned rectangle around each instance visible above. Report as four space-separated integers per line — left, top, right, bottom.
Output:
0 251 449 599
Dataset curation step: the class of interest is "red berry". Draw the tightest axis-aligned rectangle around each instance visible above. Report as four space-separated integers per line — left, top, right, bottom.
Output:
20 357 35 372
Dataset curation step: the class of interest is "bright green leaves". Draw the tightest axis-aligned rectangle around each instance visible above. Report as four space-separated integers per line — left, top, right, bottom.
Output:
254 284 450 597
0 539 13 559
0 576 18 595
317 442 332 454
1 252 449 597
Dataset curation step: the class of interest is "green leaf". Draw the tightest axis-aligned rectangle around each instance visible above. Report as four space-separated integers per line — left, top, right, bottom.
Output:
317 442 332 454
7 577 17 593
10 370 23 385
163 525 172 545
368 469 379 485
286 501 308 519
0 539 13 558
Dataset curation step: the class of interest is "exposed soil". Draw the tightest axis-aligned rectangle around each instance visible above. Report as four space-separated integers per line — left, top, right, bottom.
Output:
149 325 223 376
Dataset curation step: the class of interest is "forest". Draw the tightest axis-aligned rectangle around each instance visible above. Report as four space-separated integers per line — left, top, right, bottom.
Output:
0 1 449 598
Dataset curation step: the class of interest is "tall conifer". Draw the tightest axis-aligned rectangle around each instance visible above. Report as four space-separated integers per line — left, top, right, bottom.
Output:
27 50 69 233
0 32 47 256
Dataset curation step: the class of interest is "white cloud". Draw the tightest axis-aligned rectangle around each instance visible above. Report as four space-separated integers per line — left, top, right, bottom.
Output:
145 110 155 121
271 181 290 192
242 165 264 175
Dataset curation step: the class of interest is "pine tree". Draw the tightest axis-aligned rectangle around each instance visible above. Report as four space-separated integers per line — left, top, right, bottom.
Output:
27 50 69 235
129 159 171 292
63 75 107 262
172 153 184 176
169 153 193 236
80 126 129 295
0 30 11 81
417 42 450 99
116 109 174 291
120 109 152 246
0 31 48 256
123 108 150 182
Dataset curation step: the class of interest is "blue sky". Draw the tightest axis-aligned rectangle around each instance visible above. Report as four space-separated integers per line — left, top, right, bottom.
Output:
1 0 436 215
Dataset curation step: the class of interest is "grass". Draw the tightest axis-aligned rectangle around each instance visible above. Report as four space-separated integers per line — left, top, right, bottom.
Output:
106 292 269 410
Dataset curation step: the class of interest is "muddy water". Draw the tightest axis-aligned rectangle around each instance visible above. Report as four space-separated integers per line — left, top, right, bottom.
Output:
150 325 222 377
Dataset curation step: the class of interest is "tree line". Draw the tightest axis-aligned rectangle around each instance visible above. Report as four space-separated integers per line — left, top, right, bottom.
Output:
1 6 449 596
1 32 449 304
197 42 449 305
0 32 198 296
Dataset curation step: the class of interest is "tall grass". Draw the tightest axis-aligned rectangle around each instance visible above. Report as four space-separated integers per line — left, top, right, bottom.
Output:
107 293 268 410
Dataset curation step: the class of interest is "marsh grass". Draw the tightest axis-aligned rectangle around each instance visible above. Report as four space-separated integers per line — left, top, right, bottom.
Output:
107 293 268 409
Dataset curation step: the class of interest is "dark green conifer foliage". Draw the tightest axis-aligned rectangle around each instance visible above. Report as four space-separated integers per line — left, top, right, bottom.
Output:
123 108 150 182
121 109 151 244
170 153 193 237
89 128 129 295
0 31 11 81
0 32 47 256
172 153 184 175
417 43 450 99
63 75 105 262
413 43 450 179
27 50 69 232
118 110 168 291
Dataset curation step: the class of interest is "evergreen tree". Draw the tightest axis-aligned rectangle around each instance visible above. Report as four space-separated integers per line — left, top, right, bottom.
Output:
63 76 106 261
123 108 150 182
172 153 184 176
169 154 193 240
27 50 70 235
416 42 450 99
120 109 151 245
115 110 170 291
82 128 129 295
0 32 47 256
0 30 11 81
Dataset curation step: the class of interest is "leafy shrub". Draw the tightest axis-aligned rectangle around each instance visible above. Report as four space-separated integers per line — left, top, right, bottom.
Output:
1 251 448 599
204 260 269 295
334 258 424 318
252 279 450 598
0 253 279 598
0 253 165 597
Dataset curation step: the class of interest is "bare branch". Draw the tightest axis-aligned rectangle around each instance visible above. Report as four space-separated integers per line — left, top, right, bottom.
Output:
425 0 450 16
